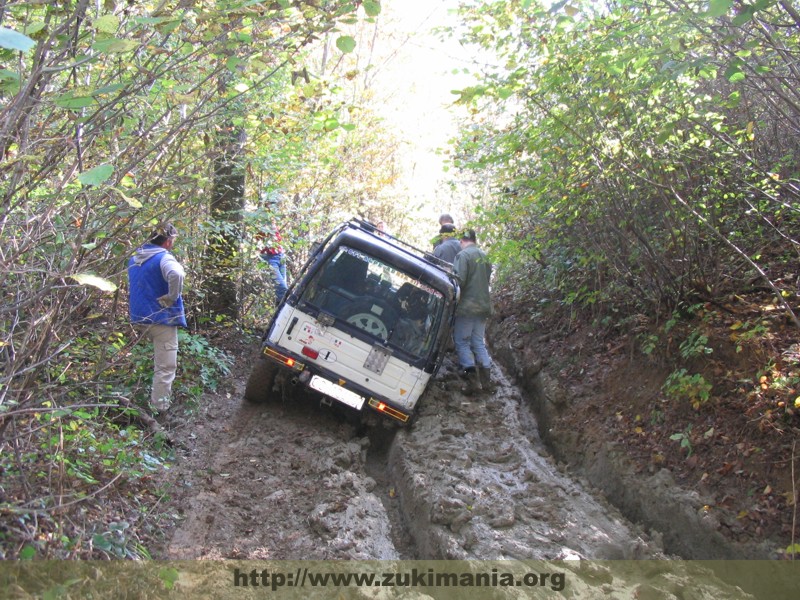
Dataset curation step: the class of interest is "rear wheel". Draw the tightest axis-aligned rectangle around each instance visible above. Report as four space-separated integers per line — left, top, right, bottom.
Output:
244 356 278 403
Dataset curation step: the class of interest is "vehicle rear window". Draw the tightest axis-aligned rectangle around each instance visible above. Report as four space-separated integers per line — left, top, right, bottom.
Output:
301 246 444 357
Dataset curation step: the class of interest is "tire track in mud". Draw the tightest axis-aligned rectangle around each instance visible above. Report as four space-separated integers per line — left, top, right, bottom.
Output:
362 426 418 558
387 358 659 560
164 376 400 560
161 352 765 599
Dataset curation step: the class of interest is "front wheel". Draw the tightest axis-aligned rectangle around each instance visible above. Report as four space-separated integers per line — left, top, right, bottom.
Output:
244 356 278 403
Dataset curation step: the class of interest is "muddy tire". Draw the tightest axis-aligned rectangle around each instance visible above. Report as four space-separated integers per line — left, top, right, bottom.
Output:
244 356 278 403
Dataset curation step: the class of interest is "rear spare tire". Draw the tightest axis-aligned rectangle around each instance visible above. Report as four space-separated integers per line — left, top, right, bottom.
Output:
341 298 398 339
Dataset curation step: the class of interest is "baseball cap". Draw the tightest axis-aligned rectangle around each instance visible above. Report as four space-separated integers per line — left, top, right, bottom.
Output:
153 222 178 239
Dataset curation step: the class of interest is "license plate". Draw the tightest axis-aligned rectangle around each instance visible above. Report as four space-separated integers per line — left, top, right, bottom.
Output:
364 344 391 375
309 375 365 410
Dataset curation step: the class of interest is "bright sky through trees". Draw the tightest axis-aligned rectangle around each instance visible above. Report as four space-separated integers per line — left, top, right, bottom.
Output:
375 0 475 224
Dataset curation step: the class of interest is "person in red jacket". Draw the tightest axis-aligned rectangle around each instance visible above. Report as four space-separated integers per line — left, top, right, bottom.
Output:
257 207 288 305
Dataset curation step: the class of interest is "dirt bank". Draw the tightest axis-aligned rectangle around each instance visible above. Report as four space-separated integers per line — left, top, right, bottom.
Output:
488 301 786 560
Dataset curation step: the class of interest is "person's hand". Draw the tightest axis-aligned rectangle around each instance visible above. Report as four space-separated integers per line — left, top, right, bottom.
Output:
157 295 173 308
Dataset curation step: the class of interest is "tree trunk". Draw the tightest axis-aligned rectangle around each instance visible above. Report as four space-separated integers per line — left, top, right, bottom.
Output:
204 126 245 321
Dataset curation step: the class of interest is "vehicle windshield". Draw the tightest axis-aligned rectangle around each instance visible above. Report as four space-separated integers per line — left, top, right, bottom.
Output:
300 245 444 357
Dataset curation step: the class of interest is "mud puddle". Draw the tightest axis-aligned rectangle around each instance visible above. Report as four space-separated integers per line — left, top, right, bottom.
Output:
163 377 397 560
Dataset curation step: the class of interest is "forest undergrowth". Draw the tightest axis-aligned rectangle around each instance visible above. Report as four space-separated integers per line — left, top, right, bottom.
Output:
0 323 234 560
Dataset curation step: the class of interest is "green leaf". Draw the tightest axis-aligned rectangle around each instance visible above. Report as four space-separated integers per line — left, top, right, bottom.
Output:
92 534 114 552
92 38 138 54
55 94 96 109
498 87 514 100
112 186 143 208
0 79 19 94
705 0 732 18
19 545 36 560
724 61 745 83
69 273 118 293
94 15 120 33
23 22 47 38
133 16 176 26
0 69 20 81
728 71 745 83
159 567 180 590
726 90 741 108
336 35 356 54
362 1 381 17
92 82 127 96
732 6 755 26
0 27 36 52
78 164 114 186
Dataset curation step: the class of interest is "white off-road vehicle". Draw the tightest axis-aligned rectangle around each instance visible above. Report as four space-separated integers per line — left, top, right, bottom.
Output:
245 219 459 425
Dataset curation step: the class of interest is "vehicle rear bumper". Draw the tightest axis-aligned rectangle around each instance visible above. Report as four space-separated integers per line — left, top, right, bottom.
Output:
260 343 414 424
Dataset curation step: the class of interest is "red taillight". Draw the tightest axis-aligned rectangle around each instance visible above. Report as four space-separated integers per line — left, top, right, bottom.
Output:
367 398 409 423
263 347 304 371
301 346 319 360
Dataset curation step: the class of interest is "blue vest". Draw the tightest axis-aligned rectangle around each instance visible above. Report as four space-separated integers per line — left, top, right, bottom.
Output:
128 248 187 327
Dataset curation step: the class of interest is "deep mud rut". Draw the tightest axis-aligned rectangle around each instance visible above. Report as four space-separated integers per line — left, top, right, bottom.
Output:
161 352 652 562
155 347 773 598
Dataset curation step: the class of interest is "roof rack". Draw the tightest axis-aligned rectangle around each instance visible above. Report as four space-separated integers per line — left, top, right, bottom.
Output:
349 218 453 273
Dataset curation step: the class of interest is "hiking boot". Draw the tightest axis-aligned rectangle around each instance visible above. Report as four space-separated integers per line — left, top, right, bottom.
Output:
151 398 171 414
478 366 495 394
460 367 482 395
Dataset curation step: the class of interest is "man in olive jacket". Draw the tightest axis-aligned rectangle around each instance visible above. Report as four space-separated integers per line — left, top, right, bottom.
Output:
452 229 494 394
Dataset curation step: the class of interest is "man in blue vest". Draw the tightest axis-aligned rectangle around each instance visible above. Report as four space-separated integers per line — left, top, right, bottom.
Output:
128 223 186 413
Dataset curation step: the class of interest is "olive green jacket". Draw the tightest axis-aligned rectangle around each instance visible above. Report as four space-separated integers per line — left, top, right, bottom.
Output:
453 244 492 318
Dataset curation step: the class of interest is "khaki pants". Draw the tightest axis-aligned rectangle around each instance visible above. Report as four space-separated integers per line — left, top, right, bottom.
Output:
141 324 178 410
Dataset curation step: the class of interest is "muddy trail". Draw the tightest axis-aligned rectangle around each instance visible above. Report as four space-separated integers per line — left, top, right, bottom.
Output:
161 345 647 561
152 341 790 598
